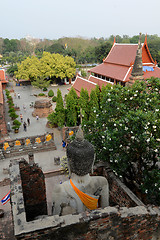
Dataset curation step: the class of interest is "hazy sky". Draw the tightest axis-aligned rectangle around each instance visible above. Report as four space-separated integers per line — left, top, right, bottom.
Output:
1 0 159 40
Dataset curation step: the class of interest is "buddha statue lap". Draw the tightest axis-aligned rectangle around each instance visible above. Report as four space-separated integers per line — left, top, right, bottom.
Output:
52 127 109 216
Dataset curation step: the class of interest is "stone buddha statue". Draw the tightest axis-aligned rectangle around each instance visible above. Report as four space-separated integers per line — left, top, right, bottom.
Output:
52 127 109 216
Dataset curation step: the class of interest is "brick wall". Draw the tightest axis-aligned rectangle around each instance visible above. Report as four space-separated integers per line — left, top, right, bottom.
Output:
0 103 7 138
16 206 160 240
19 160 48 221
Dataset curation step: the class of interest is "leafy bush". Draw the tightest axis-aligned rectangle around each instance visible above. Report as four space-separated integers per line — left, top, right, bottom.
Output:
12 120 21 129
8 108 15 113
9 112 18 120
7 95 12 101
43 87 48 91
52 96 57 102
48 89 54 97
38 93 45 96
8 102 14 108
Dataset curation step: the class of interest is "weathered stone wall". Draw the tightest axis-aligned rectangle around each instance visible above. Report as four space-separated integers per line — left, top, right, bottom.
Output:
32 99 53 118
19 159 48 222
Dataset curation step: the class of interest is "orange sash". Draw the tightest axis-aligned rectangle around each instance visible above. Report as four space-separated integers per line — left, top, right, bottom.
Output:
70 179 98 210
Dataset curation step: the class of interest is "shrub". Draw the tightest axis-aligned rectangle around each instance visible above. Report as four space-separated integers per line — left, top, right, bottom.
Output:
48 89 54 97
8 102 14 108
12 120 21 129
38 93 45 96
52 96 57 102
9 112 18 120
43 87 48 91
7 96 12 101
8 108 15 113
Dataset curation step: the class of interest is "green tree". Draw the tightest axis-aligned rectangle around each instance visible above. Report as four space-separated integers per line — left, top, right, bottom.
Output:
88 88 99 122
79 88 89 122
47 89 65 127
32 77 50 90
46 43 65 54
55 89 65 127
16 52 76 82
66 87 78 126
95 42 112 63
84 78 160 205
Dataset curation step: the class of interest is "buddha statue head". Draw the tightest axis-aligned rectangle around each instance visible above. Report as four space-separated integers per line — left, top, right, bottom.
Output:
66 126 95 176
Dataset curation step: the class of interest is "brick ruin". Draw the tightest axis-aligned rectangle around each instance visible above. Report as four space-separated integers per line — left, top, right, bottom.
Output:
19 159 48 221
32 99 53 118
9 158 160 240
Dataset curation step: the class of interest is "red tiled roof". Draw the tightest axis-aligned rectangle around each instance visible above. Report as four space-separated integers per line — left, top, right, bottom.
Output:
89 40 160 82
0 82 3 104
124 64 160 82
89 63 130 81
0 69 8 84
72 76 97 97
104 43 138 66
0 69 5 80
89 75 113 89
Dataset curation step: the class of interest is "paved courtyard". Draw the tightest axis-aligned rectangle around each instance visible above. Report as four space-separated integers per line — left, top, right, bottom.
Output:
0 82 71 239
1 82 70 181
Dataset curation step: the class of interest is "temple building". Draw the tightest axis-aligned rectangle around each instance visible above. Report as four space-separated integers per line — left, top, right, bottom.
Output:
0 66 8 89
89 34 160 86
72 35 160 96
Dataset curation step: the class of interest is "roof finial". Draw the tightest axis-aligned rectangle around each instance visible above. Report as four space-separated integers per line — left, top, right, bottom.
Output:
138 32 142 48
114 37 116 44
144 33 147 44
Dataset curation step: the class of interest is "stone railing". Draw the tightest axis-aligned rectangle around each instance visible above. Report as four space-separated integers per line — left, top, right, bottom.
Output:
0 132 56 159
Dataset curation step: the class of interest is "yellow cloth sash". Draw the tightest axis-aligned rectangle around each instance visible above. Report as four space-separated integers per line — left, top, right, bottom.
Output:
4 142 9 151
35 137 41 144
26 139 31 146
46 134 52 142
70 179 98 210
15 140 21 146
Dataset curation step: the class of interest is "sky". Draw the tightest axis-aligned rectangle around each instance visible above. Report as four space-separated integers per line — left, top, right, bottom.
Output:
1 0 160 40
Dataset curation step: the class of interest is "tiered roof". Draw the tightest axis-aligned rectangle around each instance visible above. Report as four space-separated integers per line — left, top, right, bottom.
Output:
71 35 160 96
89 35 160 82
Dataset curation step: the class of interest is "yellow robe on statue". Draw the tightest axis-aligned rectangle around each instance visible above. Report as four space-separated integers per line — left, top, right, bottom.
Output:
70 179 98 210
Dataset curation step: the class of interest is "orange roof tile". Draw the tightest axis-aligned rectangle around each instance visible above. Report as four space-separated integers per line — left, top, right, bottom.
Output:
89 63 130 81
124 64 160 82
89 40 160 82
0 69 5 81
89 75 113 89
104 43 138 66
72 76 97 97
0 82 3 104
